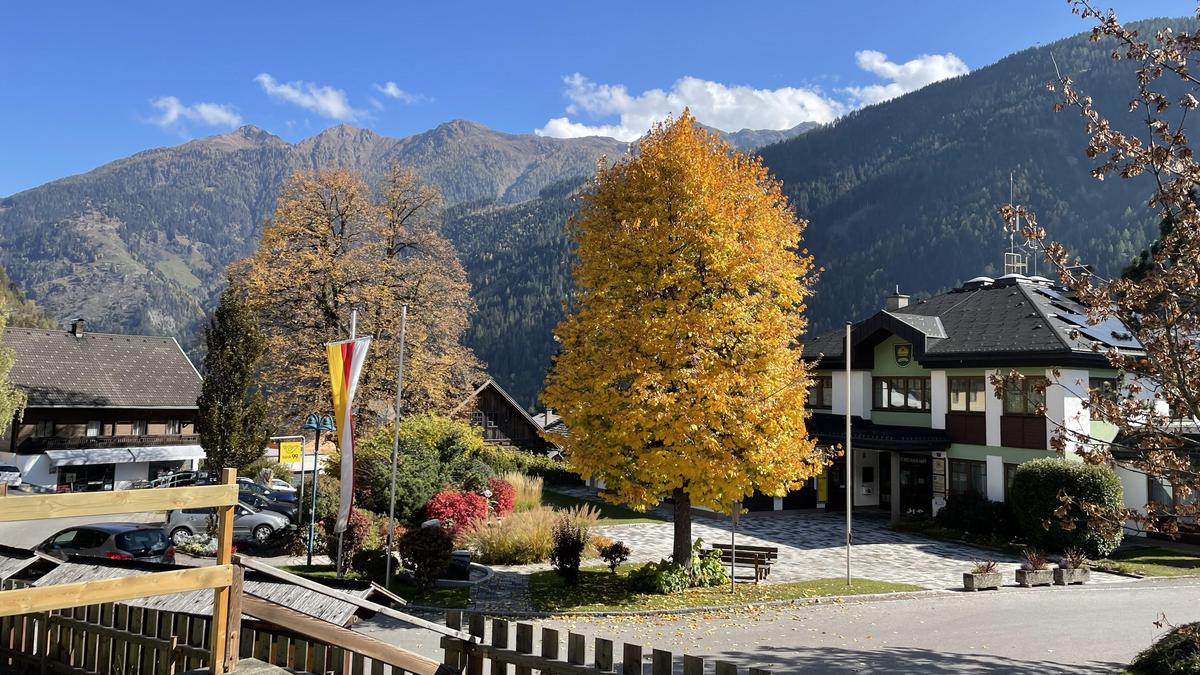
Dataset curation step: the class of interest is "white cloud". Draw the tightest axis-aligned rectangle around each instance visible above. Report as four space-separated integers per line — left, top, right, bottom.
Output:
373 81 428 105
534 74 845 141
844 50 969 105
255 73 362 121
148 96 241 129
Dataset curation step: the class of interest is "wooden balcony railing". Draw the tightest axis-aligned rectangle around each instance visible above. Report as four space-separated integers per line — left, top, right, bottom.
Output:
19 434 201 452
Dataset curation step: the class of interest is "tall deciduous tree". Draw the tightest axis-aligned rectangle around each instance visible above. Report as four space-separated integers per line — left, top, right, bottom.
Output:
196 288 271 472
233 165 481 430
1013 1 1200 535
0 298 26 436
543 112 823 565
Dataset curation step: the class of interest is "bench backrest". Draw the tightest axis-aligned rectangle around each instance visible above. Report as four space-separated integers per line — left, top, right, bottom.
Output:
711 543 778 560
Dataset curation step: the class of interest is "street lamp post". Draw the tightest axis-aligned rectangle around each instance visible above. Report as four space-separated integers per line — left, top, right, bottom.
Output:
302 413 336 567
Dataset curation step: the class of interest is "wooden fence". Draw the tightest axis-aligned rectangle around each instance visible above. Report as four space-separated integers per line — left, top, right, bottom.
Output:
440 611 773 675
0 469 241 674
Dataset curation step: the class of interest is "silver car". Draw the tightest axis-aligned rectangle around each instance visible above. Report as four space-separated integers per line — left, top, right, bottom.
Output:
164 502 289 545
37 522 174 563
0 464 22 487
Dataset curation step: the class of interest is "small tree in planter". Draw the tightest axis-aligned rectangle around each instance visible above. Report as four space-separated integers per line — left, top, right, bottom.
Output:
964 560 1003 591
1015 549 1053 588
1054 548 1090 586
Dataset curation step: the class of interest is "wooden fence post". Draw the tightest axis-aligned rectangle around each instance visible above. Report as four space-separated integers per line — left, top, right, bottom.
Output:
539 628 559 663
209 468 236 675
514 623 533 675
567 633 585 666
490 619 508 675
714 661 738 675
595 638 613 672
621 644 642 675
652 649 671 675
442 611 464 670
467 614 485 675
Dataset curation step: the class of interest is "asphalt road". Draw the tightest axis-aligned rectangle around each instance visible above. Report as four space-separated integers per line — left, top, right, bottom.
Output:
0 509 163 548
359 577 1200 674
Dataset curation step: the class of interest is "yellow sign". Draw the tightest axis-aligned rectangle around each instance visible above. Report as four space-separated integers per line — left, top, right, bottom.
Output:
279 441 303 465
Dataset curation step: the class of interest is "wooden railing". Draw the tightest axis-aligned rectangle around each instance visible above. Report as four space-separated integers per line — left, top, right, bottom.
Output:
440 611 773 675
0 468 241 675
20 434 202 452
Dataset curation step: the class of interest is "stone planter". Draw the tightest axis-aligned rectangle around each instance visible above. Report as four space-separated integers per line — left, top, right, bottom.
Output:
963 571 1003 591
1053 567 1090 585
1015 568 1054 587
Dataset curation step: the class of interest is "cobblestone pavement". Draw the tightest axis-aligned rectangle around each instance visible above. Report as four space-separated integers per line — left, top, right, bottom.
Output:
594 509 1129 590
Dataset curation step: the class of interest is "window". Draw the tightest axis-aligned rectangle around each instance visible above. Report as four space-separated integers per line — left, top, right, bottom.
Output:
166 419 181 435
1004 377 1046 416
1090 376 1121 403
35 421 55 438
485 412 498 428
1003 463 1020 501
948 376 986 413
872 377 931 411
86 420 101 437
132 420 147 436
471 411 484 426
949 459 987 497
807 376 834 408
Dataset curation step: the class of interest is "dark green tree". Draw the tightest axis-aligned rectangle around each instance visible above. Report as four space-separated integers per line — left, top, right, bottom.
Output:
196 289 271 472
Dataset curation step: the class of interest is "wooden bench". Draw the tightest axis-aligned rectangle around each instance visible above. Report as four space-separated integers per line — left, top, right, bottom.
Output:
710 543 778 583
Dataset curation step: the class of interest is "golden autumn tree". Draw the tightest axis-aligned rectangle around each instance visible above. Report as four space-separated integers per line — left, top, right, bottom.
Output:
543 112 822 564
232 165 482 430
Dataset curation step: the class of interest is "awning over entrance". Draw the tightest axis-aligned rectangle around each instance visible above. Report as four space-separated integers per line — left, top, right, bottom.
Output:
45 445 205 467
808 414 950 451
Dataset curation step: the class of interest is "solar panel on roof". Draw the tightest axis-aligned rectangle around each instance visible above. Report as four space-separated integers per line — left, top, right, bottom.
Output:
1054 311 1142 349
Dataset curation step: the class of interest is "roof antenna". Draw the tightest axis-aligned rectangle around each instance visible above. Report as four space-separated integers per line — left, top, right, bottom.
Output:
1003 172 1028 276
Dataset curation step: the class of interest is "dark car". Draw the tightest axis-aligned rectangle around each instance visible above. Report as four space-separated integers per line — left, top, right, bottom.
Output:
37 523 175 563
237 478 297 503
239 490 297 521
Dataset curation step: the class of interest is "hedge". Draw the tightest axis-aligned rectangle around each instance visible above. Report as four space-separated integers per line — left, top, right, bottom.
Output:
1008 458 1124 557
1129 622 1200 674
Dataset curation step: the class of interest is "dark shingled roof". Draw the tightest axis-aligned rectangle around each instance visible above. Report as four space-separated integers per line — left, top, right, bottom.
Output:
803 276 1143 369
2 328 201 408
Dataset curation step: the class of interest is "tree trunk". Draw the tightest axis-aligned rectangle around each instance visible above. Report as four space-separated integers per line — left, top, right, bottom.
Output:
672 488 692 566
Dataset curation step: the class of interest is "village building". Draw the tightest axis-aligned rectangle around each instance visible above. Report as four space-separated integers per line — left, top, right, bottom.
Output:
0 321 204 492
453 379 560 453
793 273 1157 529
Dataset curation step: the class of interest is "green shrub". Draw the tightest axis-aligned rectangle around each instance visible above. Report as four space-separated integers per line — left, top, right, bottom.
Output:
476 446 578 484
936 491 1018 541
350 548 391 581
450 456 495 493
550 515 588 585
398 526 454 590
628 538 728 594
1009 458 1124 557
1130 622 1200 674
599 540 630 573
460 507 557 564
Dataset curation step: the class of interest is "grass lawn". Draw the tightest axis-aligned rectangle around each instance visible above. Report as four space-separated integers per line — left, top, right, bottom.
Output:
529 565 923 613
541 490 663 525
280 564 470 608
1096 547 1200 577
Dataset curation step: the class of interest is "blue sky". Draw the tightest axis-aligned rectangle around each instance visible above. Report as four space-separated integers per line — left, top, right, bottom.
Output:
0 1 1192 196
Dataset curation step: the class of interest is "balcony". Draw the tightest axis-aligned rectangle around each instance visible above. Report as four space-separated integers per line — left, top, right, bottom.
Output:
17 434 201 453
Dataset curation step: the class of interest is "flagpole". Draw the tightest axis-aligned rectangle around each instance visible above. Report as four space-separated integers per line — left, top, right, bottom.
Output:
336 309 358 579
845 320 853 586
385 305 408 582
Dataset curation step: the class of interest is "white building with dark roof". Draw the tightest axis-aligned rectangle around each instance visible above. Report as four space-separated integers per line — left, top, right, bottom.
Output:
1 320 204 491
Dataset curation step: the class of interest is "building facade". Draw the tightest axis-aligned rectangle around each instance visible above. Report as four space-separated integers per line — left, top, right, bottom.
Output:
1 322 204 491
799 274 1146 522
453 379 559 453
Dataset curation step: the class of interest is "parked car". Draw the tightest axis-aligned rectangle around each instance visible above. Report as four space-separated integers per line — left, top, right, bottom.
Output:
165 502 289 545
237 477 298 504
239 490 297 521
0 464 22 487
150 470 214 488
268 478 297 493
37 523 175 563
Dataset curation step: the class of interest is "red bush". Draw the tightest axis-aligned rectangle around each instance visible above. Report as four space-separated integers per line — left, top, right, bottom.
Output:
487 477 515 516
425 490 488 537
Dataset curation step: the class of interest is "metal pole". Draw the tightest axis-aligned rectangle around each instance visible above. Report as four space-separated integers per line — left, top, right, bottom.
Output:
385 305 408 582
296 435 306 527
337 309 357 578
730 501 737 594
845 321 853 586
306 425 320 566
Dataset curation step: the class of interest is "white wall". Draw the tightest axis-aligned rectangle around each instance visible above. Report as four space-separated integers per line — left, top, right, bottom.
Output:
984 369 1002 447
1046 368 1090 456
0 452 55 489
986 455 1005 502
853 450 880 507
832 371 871 418
1116 463 1149 537
930 371 948 430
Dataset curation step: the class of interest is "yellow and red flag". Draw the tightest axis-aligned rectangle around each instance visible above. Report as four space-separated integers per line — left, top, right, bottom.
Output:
326 337 371 533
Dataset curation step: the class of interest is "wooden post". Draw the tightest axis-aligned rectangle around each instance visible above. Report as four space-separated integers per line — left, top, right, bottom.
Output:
683 655 704 675
209 468 236 675
539 628 559 662
226 564 243 671
567 633 585 666
466 614 485 675
621 644 642 675
442 611 464 670
490 619 508 675
595 638 614 672
652 649 671 675
514 624 533 675
715 661 738 675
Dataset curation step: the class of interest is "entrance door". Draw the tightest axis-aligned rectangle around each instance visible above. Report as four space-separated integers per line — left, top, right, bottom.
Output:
897 454 933 518
825 463 848 511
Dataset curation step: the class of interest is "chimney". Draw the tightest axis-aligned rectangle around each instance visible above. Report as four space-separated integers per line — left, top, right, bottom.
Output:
885 286 910 311
70 318 86 338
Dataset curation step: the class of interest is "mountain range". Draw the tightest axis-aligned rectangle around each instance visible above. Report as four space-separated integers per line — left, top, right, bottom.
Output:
0 18 1186 408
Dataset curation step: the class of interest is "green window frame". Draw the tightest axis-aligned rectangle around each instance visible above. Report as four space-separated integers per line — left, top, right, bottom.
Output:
872 377 931 412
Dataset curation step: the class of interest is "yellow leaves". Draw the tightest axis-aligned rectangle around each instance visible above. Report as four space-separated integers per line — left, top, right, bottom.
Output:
545 111 820 513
